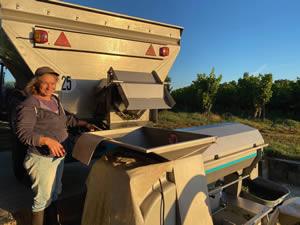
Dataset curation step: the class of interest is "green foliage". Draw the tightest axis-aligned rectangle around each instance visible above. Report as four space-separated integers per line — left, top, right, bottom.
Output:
171 85 197 111
192 67 222 114
172 67 222 114
215 81 238 112
4 81 15 88
254 73 273 118
237 72 257 112
164 75 172 92
292 77 300 114
172 69 299 121
236 73 273 118
268 79 299 120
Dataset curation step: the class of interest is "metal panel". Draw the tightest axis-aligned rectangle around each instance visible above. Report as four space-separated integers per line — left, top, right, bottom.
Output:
178 123 266 160
38 0 184 31
110 68 175 110
178 123 268 184
119 83 168 110
34 26 167 59
0 0 182 119
1 1 182 45
113 70 159 83
72 126 217 164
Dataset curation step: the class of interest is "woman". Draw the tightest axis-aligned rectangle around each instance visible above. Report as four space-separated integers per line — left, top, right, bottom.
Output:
16 66 94 225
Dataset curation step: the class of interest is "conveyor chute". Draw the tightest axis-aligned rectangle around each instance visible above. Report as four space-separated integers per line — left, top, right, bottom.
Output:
108 68 175 111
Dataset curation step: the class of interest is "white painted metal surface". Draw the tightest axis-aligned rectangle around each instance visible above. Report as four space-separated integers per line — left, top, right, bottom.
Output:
0 0 183 120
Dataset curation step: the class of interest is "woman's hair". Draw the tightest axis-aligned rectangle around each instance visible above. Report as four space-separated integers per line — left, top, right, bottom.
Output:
25 74 58 95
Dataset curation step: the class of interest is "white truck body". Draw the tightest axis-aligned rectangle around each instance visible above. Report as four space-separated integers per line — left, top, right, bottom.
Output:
0 0 182 127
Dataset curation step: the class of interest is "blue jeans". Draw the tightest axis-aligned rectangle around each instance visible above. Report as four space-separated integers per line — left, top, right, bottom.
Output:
24 152 65 212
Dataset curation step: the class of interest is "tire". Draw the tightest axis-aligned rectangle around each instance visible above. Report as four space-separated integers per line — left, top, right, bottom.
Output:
8 90 28 182
10 105 27 182
11 133 27 181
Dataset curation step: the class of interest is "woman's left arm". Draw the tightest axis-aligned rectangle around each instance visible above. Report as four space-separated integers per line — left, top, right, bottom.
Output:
77 120 95 132
65 111 94 131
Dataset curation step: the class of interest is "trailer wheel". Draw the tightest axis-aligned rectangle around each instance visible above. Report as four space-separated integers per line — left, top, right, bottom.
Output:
8 90 28 182
10 105 28 182
11 135 27 181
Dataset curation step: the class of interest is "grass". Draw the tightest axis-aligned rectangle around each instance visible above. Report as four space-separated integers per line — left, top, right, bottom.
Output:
155 110 300 160
157 111 223 129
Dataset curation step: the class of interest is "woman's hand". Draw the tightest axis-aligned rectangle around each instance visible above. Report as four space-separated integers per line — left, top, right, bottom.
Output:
40 137 65 157
78 120 95 132
85 123 95 132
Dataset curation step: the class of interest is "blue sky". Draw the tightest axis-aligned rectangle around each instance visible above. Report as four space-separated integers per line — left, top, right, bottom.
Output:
6 0 300 89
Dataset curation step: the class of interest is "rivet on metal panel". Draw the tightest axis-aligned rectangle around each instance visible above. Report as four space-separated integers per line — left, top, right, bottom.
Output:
16 3 19 9
47 10 50 15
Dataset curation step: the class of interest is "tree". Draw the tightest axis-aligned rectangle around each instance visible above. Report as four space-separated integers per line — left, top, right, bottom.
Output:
237 73 273 119
4 81 15 88
215 80 238 113
253 73 273 119
192 67 222 114
171 85 196 112
269 79 293 113
291 77 300 119
237 72 256 114
164 75 172 92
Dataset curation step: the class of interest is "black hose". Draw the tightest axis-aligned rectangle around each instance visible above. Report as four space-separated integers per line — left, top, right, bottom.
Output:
159 179 165 225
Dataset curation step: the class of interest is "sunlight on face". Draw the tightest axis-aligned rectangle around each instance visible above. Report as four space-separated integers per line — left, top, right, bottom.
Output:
38 74 57 98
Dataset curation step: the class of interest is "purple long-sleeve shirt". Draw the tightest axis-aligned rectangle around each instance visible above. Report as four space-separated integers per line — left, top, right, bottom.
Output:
16 95 79 157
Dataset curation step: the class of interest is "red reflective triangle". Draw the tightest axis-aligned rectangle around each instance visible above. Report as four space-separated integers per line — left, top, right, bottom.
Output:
145 44 156 56
55 32 71 47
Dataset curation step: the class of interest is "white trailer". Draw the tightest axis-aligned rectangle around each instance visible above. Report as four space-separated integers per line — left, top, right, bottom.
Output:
0 0 181 127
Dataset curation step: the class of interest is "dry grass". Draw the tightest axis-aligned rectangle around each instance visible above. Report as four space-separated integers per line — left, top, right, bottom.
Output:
156 111 223 129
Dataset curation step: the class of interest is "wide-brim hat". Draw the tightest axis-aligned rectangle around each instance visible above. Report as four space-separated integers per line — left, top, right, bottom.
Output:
35 66 59 77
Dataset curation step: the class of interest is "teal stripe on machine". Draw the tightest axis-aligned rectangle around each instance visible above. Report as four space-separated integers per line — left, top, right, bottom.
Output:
205 153 257 174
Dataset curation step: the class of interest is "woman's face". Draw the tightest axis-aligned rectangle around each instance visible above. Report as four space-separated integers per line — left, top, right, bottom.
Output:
38 74 57 98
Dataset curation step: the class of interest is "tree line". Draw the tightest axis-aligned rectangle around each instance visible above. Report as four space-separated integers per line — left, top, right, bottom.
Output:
170 67 300 120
